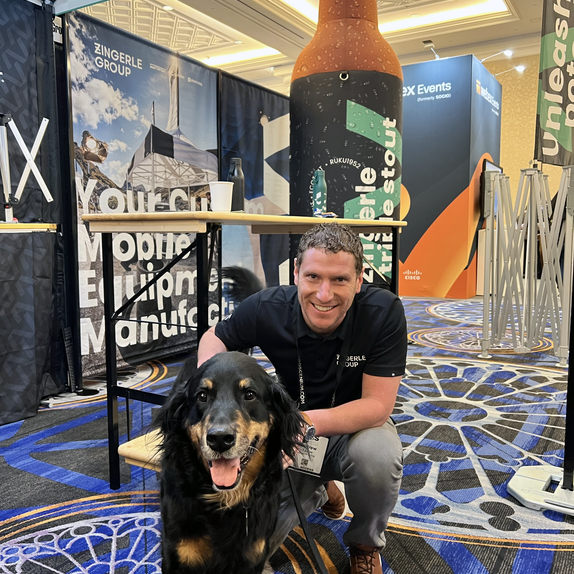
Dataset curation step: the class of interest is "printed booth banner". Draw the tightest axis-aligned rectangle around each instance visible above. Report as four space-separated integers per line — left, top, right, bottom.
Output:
400 55 501 298
69 13 218 376
535 0 574 165
219 74 290 289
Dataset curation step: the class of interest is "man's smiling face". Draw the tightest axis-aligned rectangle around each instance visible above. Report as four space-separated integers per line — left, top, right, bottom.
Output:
294 248 363 335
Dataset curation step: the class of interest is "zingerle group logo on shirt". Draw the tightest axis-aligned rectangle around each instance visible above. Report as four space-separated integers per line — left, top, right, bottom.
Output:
337 354 367 368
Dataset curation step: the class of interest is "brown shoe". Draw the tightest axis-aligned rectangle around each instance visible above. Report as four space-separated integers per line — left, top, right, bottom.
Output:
349 545 383 574
321 481 346 520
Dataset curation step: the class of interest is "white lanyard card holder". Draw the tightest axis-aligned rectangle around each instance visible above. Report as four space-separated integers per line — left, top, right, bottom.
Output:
292 436 329 476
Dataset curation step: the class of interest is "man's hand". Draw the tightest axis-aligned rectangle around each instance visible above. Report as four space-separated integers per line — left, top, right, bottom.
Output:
282 411 314 470
282 451 294 469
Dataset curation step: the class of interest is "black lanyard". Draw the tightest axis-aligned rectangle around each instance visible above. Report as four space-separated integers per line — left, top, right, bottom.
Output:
292 298 355 408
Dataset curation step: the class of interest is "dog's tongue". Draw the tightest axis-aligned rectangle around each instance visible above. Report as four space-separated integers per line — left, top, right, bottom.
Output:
210 458 241 487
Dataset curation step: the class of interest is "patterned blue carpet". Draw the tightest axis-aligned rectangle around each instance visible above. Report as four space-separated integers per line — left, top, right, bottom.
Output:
0 298 572 573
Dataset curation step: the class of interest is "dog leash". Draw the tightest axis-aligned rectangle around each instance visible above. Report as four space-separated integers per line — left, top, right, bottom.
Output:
287 469 330 574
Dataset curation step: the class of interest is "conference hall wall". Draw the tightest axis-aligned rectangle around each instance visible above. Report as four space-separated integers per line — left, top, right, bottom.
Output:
484 54 562 200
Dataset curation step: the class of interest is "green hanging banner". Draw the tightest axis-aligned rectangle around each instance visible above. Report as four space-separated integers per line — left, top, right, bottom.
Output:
534 0 574 166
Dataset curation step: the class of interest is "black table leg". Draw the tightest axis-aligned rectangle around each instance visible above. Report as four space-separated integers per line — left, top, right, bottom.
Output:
102 232 121 490
390 227 400 295
196 227 210 339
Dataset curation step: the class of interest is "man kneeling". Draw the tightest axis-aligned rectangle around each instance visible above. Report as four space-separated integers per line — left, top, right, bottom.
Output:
198 223 407 574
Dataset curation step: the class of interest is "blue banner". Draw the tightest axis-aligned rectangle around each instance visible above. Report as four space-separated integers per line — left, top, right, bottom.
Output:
400 55 501 297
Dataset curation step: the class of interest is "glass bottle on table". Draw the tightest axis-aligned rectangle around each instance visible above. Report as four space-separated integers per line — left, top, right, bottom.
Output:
228 157 245 212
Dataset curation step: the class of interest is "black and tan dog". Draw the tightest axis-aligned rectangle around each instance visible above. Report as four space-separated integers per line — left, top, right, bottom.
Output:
156 351 304 574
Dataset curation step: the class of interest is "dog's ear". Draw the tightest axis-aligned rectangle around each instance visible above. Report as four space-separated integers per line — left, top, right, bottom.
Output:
152 355 199 434
153 385 188 435
269 378 305 460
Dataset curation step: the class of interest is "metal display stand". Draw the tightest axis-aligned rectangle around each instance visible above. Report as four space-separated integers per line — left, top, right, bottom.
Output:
556 169 574 366
480 167 572 361
480 166 574 513
0 113 52 221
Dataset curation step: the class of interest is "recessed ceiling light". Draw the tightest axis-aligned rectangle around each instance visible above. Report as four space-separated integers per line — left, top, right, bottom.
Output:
379 0 508 33
282 0 508 32
281 0 317 21
162 5 173 10
202 47 280 67
380 0 508 34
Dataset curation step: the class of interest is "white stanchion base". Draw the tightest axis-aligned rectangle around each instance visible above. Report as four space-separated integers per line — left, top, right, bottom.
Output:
507 465 574 515
3 205 13 222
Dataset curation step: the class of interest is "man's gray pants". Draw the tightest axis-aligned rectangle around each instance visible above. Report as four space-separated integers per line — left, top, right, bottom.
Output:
269 418 403 554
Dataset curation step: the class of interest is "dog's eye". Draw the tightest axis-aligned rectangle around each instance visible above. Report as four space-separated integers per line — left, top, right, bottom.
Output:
197 391 208 402
244 389 257 401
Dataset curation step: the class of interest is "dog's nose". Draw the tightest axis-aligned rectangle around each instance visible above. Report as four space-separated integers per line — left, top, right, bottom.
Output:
206 428 236 452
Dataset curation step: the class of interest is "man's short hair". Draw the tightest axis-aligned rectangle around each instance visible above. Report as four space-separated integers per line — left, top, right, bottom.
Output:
297 223 364 276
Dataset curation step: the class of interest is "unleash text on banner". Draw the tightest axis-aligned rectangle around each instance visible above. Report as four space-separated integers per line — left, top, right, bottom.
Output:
535 0 574 165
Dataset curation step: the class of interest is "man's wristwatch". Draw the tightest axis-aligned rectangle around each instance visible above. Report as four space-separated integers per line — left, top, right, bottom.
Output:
302 412 316 442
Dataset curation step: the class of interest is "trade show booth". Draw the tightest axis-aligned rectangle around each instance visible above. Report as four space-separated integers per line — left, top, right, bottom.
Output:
0 3 293 422
400 55 502 298
0 3 500 423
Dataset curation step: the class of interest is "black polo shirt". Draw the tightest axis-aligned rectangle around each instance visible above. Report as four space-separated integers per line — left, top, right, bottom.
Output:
214 284 407 410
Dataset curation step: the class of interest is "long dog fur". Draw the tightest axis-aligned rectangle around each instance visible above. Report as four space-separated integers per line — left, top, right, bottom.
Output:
155 351 303 574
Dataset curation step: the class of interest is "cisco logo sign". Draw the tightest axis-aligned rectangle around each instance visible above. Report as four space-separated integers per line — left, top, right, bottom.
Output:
476 80 500 111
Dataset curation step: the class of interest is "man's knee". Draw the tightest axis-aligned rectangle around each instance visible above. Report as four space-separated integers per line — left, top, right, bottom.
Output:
346 422 403 487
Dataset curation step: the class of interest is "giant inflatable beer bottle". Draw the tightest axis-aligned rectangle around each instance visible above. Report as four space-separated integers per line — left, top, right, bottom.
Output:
290 0 403 277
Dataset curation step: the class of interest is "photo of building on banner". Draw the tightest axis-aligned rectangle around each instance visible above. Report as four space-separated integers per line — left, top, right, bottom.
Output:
534 0 574 165
69 13 218 376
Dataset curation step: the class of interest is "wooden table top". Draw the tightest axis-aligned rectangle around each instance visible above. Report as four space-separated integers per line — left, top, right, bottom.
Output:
0 223 57 233
82 211 406 235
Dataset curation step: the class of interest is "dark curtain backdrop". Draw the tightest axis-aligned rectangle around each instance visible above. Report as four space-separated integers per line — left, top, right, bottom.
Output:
0 0 67 425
